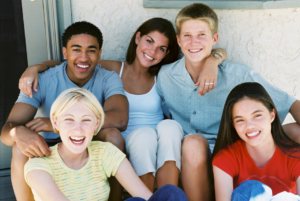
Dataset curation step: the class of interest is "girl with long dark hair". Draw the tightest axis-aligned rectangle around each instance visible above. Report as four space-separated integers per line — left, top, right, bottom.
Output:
212 82 300 200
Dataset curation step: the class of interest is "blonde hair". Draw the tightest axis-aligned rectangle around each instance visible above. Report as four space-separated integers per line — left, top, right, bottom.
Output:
175 3 218 36
50 88 105 135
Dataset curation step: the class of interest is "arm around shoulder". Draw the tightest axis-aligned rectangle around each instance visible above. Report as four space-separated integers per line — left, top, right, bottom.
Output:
1 103 50 157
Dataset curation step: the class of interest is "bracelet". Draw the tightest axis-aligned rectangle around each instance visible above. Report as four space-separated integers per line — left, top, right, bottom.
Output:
212 51 224 58
210 53 222 65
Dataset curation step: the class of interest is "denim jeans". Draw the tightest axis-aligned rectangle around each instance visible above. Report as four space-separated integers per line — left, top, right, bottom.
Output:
125 184 188 201
231 180 300 201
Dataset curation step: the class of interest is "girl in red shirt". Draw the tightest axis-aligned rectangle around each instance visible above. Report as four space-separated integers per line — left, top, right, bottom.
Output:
212 82 300 201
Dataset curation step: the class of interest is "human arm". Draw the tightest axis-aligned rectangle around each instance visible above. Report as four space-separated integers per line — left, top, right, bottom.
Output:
115 158 152 200
101 95 129 131
195 48 227 96
26 170 69 201
19 60 62 97
283 100 300 143
213 166 233 201
296 176 300 196
0 103 51 157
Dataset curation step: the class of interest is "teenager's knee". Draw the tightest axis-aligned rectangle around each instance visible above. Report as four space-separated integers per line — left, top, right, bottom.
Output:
182 135 209 167
96 128 125 152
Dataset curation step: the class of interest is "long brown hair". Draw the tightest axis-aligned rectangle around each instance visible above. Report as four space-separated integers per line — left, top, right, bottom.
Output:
212 82 300 159
126 18 179 76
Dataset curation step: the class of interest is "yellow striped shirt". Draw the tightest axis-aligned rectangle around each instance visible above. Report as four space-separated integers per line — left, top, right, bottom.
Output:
25 141 125 201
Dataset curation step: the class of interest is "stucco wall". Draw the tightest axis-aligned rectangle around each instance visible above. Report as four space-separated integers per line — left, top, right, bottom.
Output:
71 0 300 123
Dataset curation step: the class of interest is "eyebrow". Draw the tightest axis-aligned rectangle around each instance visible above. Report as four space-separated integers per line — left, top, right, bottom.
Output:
146 36 168 48
233 110 263 120
71 44 98 49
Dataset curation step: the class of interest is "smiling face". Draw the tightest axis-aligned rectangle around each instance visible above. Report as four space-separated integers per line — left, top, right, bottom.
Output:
63 34 102 87
134 31 169 68
232 98 275 148
177 19 218 68
52 100 99 154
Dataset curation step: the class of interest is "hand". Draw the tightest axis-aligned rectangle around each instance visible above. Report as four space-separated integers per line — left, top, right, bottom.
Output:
26 118 53 133
195 55 219 96
14 126 51 158
19 65 40 98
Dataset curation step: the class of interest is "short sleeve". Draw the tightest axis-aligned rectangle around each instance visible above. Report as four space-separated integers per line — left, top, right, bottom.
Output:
157 70 171 118
16 74 45 109
288 157 300 181
212 148 239 178
243 69 296 123
103 71 125 100
101 143 126 178
24 157 53 187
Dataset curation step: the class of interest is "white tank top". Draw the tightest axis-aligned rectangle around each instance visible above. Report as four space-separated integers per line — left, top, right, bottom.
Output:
119 62 164 138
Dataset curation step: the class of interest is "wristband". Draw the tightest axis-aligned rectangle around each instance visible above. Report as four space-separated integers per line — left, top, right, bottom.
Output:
212 51 224 58
210 53 222 65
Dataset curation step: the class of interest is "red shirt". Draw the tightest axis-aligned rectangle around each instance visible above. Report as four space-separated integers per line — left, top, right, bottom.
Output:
212 140 300 195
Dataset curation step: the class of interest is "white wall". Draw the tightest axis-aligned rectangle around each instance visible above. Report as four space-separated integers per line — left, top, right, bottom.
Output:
71 0 300 123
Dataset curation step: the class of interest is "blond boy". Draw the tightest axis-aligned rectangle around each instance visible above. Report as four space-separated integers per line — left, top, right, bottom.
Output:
157 3 300 201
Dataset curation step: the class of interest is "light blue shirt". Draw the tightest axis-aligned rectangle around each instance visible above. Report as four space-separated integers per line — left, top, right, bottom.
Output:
157 57 296 139
16 61 125 139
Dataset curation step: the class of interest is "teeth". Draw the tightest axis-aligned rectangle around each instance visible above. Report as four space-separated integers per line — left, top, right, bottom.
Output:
247 131 259 137
189 49 201 52
77 64 89 68
70 136 85 143
144 53 154 60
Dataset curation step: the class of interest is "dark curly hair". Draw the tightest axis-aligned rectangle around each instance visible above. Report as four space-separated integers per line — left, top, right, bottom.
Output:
62 21 103 49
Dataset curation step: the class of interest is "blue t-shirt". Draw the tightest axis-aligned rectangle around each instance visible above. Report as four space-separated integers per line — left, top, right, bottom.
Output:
16 61 125 139
157 57 296 139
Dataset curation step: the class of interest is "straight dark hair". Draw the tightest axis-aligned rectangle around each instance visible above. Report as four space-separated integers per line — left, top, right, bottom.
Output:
126 18 179 76
212 82 300 159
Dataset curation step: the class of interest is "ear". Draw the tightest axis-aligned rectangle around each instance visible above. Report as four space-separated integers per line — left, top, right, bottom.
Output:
176 35 181 48
270 109 276 123
63 47 67 60
52 116 60 134
98 49 102 62
135 32 141 45
212 33 219 46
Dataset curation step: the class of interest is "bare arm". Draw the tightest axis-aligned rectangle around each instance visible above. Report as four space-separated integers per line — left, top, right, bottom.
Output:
283 100 300 143
213 166 233 201
19 60 62 97
296 176 300 196
0 103 51 157
115 158 152 200
195 48 227 96
27 170 69 201
101 95 129 131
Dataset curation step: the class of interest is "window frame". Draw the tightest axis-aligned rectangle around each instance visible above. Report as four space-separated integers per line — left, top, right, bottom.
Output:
143 0 300 9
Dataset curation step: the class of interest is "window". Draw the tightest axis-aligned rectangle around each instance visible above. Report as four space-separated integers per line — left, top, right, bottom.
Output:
143 0 300 9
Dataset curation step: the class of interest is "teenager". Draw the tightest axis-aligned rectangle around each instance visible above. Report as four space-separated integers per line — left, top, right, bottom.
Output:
212 82 300 201
1 21 128 201
25 88 188 201
18 18 226 191
156 3 300 201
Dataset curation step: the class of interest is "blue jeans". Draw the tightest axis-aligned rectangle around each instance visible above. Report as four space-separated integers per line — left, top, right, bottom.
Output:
125 184 188 201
